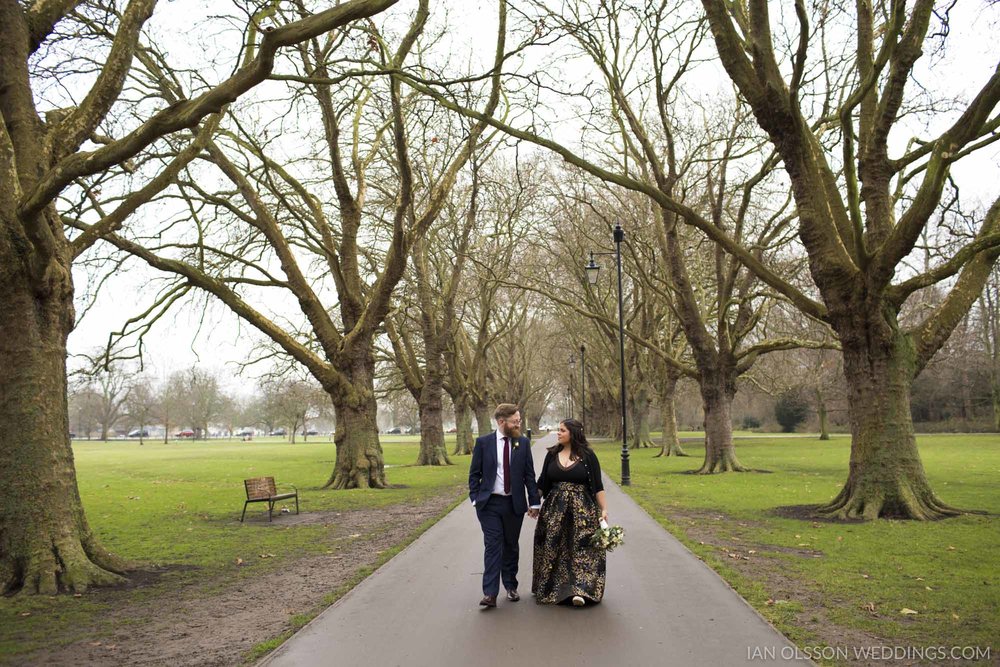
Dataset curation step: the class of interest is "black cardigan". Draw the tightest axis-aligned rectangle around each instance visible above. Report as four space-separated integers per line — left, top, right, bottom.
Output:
537 447 604 499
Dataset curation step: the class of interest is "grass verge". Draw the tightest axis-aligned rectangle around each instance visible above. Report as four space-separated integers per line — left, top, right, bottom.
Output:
596 434 999 664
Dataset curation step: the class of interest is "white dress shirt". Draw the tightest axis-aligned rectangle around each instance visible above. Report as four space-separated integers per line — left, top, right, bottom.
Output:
473 426 540 509
491 429 512 496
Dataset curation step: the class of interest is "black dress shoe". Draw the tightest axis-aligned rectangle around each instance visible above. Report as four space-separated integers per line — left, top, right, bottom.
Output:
479 595 497 607
506 589 520 602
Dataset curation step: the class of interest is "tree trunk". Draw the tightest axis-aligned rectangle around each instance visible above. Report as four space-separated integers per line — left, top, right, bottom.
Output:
324 349 386 489
452 396 474 455
474 402 492 435
815 387 830 441
694 372 747 473
992 377 1000 432
818 325 959 520
415 364 450 466
0 277 129 594
529 413 541 433
629 388 654 449
656 374 687 457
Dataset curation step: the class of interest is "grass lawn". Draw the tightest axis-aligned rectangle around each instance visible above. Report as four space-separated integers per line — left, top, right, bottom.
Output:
0 436 470 661
595 433 999 664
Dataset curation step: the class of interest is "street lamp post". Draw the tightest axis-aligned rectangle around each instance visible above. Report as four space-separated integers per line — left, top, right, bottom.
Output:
569 355 577 419
584 223 630 486
579 344 586 428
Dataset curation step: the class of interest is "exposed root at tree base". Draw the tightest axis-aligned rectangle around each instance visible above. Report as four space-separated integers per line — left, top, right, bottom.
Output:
4 534 130 595
655 442 689 457
415 451 452 466
322 470 388 490
694 452 750 474
816 481 966 520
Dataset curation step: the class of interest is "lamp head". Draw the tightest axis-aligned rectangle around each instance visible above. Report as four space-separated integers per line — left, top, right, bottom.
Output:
585 254 600 285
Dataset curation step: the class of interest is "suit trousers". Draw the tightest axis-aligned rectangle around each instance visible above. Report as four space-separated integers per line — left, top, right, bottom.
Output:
476 494 523 597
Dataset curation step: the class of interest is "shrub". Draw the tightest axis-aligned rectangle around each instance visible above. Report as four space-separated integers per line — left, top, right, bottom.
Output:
774 390 809 433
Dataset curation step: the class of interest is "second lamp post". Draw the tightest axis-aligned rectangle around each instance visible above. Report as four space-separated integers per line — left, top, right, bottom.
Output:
584 223 630 486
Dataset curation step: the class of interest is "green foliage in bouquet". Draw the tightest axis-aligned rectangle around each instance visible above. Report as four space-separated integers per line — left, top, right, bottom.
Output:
590 524 625 551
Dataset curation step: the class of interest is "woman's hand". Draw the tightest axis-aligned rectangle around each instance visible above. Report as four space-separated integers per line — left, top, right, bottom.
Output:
600 509 608 523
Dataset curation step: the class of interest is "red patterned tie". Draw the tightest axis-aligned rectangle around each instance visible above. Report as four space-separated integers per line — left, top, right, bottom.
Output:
503 436 511 494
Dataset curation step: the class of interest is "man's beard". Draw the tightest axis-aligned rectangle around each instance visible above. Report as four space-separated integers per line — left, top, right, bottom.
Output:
506 423 522 439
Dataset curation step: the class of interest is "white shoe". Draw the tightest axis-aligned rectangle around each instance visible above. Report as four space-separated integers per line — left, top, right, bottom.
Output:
571 595 585 607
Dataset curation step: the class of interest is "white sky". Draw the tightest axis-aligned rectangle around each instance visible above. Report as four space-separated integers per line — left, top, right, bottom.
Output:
66 0 1000 389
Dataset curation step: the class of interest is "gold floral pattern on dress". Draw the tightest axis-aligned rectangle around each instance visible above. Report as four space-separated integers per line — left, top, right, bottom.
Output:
532 482 606 604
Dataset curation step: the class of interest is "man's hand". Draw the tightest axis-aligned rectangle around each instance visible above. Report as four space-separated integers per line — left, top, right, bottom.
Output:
527 508 539 519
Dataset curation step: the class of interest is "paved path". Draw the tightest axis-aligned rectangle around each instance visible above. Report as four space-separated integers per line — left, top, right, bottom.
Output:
260 434 811 666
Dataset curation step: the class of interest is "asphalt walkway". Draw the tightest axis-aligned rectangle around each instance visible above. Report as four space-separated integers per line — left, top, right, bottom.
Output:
260 433 811 666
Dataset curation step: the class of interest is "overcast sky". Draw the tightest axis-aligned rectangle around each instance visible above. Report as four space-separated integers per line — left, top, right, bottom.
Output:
66 0 1000 391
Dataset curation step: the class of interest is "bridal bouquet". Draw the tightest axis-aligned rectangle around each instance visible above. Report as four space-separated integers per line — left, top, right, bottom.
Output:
590 519 625 552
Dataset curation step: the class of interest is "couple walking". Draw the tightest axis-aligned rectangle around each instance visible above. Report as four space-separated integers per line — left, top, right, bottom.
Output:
468 403 608 608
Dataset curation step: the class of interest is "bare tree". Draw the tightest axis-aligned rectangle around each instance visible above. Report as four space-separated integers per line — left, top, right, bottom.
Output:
124 376 156 444
0 0 399 592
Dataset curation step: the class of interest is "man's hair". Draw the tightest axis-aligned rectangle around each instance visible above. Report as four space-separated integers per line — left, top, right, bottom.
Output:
494 403 519 421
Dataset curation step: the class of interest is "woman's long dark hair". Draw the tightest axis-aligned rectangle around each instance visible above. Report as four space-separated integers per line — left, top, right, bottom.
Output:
548 418 591 460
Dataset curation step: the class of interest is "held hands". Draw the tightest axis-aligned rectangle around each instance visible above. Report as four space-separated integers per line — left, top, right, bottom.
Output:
600 509 608 523
527 508 539 519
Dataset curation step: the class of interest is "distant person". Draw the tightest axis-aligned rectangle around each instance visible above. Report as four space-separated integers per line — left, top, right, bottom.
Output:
468 403 540 608
532 418 608 606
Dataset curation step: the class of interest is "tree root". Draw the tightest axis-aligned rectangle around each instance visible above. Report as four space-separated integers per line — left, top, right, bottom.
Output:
816 478 965 520
4 533 129 595
655 441 688 457
694 449 749 473
323 466 387 489
416 448 452 466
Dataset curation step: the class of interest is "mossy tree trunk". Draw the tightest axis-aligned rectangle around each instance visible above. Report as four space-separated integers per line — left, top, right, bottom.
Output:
452 395 474 455
0 263 129 594
818 312 959 519
325 348 386 489
629 387 654 449
815 387 830 441
474 401 492 436
695 368 747 473
656 372 687 457
415 355 450 466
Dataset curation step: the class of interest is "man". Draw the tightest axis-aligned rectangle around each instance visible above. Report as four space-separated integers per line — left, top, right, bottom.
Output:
468 403 540 608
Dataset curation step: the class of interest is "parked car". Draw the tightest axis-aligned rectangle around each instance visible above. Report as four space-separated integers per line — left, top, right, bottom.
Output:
446 427 457 433
235 429 254 437
127 428 150 438
270 428 287 436
302 429 319 436
386 427 402 434
174 429 195 438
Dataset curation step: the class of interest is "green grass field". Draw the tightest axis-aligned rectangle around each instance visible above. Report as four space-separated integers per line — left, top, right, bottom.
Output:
596 433 1000 662
0 436 470 661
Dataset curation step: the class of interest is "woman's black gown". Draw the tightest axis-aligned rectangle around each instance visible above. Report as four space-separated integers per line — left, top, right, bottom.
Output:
532 456 606 604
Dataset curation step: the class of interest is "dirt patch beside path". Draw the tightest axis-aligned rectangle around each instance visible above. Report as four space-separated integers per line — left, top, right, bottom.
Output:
659 506 891 660
22 491 463 666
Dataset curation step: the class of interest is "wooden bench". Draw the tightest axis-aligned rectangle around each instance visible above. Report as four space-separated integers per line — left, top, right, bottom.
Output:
241 476 299 522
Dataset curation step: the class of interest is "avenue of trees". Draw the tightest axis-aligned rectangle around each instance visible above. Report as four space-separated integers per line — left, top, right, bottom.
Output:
1 0 997 593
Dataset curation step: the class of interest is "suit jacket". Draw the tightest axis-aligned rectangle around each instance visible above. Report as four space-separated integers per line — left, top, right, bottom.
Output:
468 432 541 515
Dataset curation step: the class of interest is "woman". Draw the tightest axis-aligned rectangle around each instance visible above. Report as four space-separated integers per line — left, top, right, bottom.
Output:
532 418 608 606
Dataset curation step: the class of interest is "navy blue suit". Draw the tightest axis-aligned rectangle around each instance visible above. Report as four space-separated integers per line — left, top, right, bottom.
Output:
468 432 540 597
